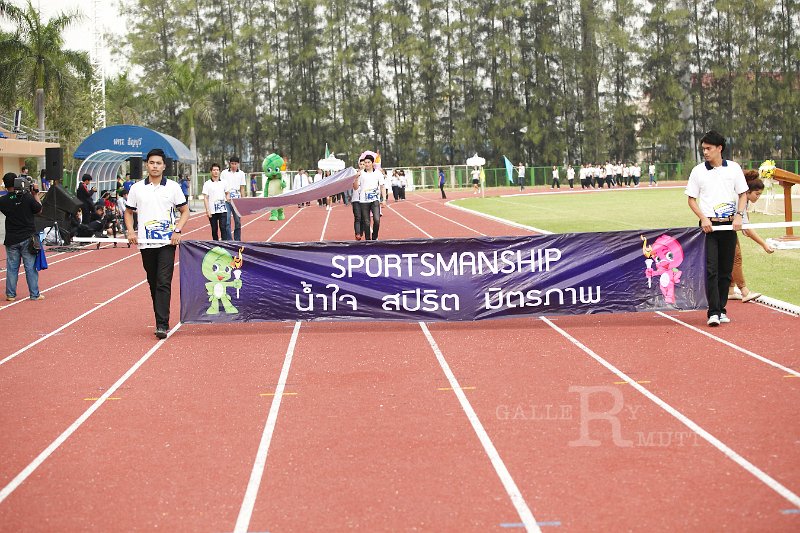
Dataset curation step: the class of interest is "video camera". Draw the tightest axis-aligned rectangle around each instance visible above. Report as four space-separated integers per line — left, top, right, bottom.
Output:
14 175 36 194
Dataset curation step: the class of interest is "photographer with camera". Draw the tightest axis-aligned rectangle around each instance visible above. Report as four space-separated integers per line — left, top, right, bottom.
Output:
0 172 44 301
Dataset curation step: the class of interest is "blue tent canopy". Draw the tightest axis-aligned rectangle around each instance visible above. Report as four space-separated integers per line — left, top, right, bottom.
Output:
73 125 196 163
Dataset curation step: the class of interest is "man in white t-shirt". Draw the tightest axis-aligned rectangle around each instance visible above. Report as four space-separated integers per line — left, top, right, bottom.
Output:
353 153 386 240
125 148 189 339
220 156 247 240
685 130 748 327
566 164 575 189
202 162 230 241
517 162 526 190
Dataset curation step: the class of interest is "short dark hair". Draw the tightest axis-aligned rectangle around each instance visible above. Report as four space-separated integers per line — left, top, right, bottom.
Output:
700 130 726 150
362 154 375 162
146 148 166 162
82 174 92 182
210 163 221 171
3 172 17 188
21 166 28 172
229 156 240 163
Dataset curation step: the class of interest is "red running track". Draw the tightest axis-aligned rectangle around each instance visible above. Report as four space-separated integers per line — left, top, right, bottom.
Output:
0 186 797 531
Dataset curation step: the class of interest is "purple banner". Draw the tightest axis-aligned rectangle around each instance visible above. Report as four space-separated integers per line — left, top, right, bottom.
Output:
231 167 356 216
179 227 707 324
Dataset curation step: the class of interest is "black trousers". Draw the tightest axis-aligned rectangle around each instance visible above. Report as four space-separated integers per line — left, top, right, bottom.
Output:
705 222 737 318
359 200 381 240
140 245 176 329
352 201 361 236
209 213 227 241
439 183 446 198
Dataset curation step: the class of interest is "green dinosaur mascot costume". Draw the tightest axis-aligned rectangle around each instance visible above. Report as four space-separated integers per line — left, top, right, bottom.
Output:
262 153 287 221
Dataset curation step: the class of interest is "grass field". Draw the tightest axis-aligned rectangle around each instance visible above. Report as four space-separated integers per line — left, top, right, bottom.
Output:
453 186 800 306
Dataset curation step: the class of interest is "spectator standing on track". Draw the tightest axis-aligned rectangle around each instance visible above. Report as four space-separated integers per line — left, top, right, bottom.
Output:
250 173 258 197
399 169 407 200
1 172 44 301
202 163 229 241
517 162 526 190
471 167 480 194
76 174 96 221
353 153 386 240
438 168 447 199
221 156 247 240
649 162 657 186
125 148 190 340
293 168 310 207
685 130 748 327
566 164 575 189
728 170 774 303
551 166 560 189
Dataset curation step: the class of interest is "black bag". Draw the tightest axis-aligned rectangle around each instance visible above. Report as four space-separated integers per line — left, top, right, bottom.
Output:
28 233 42 254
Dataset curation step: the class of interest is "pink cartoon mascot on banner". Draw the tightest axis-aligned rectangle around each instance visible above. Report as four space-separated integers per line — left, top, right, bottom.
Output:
642 234 684 305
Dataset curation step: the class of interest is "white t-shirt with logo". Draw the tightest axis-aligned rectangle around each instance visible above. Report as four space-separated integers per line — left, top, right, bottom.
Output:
202 179 228 214
126 177 187 249
359 170 384 203
221 168 247 199
685 160 748 218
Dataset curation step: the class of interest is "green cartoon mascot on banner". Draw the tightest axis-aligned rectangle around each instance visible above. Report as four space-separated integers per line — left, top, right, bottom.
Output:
202 246 243 315
262 153 287 221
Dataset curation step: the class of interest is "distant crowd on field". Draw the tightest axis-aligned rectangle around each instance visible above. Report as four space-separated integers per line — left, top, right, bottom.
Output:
544 161 659 190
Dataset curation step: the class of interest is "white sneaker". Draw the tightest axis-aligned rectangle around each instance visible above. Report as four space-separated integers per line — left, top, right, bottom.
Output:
707 315 720 327
719 313 731 324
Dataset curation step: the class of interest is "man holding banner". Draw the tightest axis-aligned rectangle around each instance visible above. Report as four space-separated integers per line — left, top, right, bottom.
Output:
353 153 386 240
685 130 748 327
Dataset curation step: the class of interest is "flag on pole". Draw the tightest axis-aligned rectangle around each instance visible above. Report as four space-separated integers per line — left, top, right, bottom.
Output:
325 143 330 159
503 156 514 184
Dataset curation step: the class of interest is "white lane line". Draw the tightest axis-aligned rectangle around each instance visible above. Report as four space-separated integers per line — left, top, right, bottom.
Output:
320 205 332 241
233 208 306 532
386 206 434 238
0 251 139 311
0 277 151 367
0 216 220 361
261 208 304 242
0 323 184 505
408 202 487 236
0 212 216 310
419 322 540 532
444 202 551 234
655 311 800 377
541 316 800 509
0 246 113 282
234 321 301 533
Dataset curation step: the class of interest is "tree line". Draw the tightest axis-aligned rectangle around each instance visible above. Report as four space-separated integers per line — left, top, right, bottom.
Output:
2 0 798 174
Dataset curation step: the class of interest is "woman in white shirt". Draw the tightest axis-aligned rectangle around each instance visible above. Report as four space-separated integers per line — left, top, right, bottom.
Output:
202 163 230 240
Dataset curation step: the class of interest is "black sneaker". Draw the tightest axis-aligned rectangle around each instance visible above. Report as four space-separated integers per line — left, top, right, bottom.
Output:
154 327 168 339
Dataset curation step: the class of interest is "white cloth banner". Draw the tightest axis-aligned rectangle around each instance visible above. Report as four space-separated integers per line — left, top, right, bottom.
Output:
231 167 357 217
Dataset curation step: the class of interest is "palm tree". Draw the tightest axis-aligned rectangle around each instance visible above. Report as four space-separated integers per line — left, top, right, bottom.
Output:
0 0 91 138
160 59 220 184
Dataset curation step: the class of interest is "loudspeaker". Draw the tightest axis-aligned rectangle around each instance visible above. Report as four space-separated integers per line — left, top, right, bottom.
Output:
39 183 82 218
129 156 142 180
45 147 63 181
163 157 176 177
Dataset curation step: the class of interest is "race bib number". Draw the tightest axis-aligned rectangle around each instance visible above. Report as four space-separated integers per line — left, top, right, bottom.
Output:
144 220 173 241
364 187 380 202
229 190 241 199
213 200 227 213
